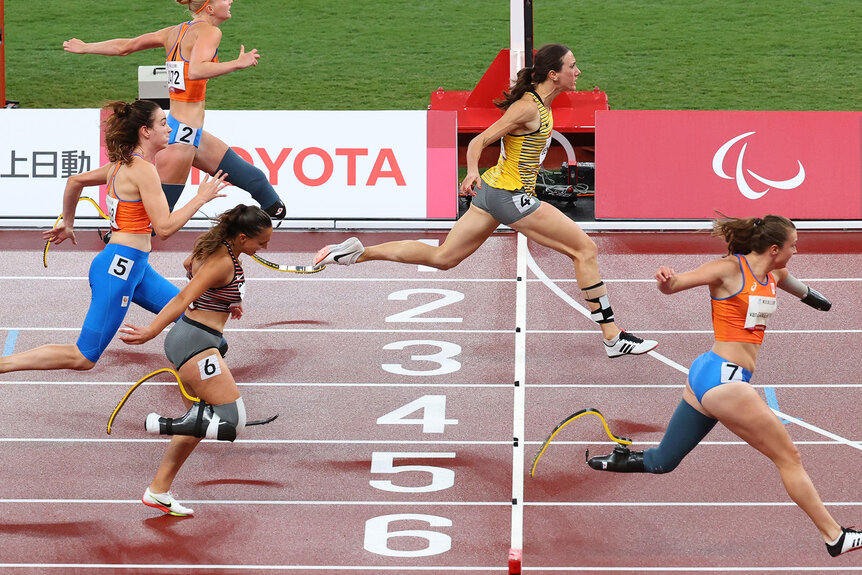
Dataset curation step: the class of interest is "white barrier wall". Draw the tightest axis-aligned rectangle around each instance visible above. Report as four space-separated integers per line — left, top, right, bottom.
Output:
0 108 458 227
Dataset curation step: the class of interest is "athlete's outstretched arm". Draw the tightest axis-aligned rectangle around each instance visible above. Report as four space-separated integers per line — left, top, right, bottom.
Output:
120 255 234 345
62 28 172 57
655 259 734 295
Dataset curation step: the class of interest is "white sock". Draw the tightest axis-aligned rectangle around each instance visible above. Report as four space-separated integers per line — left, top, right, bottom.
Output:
605 333 620 345
828 530 844 547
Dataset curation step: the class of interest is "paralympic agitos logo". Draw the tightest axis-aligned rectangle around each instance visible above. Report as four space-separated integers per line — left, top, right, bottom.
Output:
712 131 806 200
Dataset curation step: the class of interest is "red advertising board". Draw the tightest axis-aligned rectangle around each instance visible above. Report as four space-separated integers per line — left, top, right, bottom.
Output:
595 110 862 220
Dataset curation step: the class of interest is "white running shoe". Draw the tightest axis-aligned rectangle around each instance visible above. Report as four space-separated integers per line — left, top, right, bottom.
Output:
604 330 658 358
828 526 862 557
142 487 194 517
314 237 364 266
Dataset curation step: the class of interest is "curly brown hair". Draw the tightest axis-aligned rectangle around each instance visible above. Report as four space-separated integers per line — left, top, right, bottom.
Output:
103 100 161 164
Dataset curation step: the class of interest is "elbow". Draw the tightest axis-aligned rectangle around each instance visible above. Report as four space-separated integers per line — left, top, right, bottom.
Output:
187 68 205 81
115 43 134 57
153 226 173 241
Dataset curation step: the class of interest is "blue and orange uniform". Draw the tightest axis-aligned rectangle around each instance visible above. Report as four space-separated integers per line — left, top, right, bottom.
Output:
164 21 218 147
166 21 218 103
688 254 777 402
76 156 181 362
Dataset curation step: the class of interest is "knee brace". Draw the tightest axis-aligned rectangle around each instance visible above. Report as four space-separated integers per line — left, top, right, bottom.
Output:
162 183 186 212
146 398 246 442
582 281 615 324
217 148 282 215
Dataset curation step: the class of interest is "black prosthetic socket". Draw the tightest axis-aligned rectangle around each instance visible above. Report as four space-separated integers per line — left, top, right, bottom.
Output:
153 401 237 442
587 445 645 473
801 287 831 311
263 199 286 219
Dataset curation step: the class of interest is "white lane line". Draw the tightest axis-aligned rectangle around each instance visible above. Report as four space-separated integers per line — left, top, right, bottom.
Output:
2 565 860 572
0 498 860 507
0 381 514 388
2 381 861 389
3 326 861 335
0 499 508 506
3 275 860 282
0 438 513 445
525 247 862 450
0 276 514 283
0 327 513 334
0 566 507 572
510 233 528 555
520 567 862 572
0 438 858 446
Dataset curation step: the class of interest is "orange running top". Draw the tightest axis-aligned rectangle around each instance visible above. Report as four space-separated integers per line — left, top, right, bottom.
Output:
166 21 218 103
105 157 152 234
711 254 777 344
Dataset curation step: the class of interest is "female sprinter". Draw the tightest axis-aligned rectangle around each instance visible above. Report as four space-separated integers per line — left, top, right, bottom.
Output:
120 204 272 517
314 44 656 357
63 0 286 219
0 99 225 375
587 214 862 557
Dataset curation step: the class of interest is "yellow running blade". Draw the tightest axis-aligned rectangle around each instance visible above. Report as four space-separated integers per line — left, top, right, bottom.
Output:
529 408 631 477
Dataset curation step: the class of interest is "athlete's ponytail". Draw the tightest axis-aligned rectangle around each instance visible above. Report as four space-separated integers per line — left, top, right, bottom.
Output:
191 204 273 262
495 43 571 110
103 100 161 164
712 214 795 255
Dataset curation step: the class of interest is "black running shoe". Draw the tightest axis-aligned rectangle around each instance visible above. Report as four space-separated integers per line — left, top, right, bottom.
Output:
587 445 646 472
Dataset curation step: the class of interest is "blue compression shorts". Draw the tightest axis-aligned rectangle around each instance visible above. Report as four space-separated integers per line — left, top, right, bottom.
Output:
76 243 180 362
688 350 753 403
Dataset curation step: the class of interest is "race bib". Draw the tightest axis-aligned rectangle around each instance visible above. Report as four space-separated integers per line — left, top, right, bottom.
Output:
107 254 134 280
198 354 222 380
105 194 119 230
720 362 746 384
165 60 186 91
170 119 201 147
744 295 777 330
512 193 535 214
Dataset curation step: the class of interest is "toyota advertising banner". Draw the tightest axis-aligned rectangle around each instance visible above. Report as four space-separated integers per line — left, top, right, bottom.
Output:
595 110 862 220
0 108 458 225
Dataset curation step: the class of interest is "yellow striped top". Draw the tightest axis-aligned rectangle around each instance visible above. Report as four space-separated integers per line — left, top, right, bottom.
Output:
480 91 553 196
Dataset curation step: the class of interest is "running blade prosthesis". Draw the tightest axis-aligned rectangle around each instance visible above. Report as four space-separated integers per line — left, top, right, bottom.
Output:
530 408 631 477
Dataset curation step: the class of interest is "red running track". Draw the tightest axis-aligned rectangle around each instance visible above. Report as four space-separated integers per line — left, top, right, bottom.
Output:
0 228 861 574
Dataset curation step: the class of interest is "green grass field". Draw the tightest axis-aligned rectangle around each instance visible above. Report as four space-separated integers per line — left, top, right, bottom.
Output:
4 0 861 111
